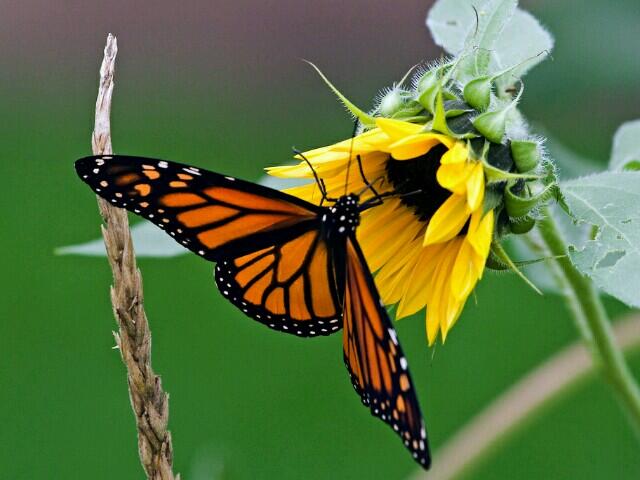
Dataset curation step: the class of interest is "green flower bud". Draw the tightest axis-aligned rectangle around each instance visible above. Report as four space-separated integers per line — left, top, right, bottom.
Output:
511 140 541 172
463 76 492 110
379 89 405 117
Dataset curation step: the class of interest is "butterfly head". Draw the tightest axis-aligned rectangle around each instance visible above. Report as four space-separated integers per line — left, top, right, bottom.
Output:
322 194 360 236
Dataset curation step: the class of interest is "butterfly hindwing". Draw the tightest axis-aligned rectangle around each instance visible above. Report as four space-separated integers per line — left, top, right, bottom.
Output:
343 238 430 467
75 155 322 261
214 230 344 337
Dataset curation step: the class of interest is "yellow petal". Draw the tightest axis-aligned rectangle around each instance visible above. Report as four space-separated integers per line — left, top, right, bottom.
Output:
426 308 439 345
375 231 425 284
450 240 479 301
467 209 494 258
441 298 464 341
396 243 447 318
424 194 470 245
436 161 474 195
332 129 390 153
375 117 423 141
388 134 445 160
359 207 417 263
378 238 424 305
358 198 401 238
282 182 323 204
466 162 485 210
363 211 423 272
424 241 459 344
440 142 468 164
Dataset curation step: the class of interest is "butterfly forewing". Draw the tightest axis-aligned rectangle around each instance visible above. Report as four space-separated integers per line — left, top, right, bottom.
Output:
343 238 430 467
75 155 321 261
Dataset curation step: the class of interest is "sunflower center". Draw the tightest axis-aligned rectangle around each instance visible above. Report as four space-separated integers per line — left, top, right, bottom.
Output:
385 144 451 222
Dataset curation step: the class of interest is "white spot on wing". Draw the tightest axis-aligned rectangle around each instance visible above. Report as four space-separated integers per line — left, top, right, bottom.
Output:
388 328 398 345
400 357 408 370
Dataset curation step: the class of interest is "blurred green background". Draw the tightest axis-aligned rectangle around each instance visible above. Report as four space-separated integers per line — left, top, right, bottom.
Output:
1 0 639 478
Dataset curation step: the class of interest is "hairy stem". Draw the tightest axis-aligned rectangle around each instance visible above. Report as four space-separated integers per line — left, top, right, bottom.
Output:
409 314 640 480
92 34 179 480
538 209 640 434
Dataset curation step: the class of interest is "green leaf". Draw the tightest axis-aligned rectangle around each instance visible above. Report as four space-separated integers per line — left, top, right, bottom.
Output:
491 9 553 90
610 120 640 171
56 221 188 257
472 0 518 75
426 0 553 81
426 0 477 55
561 171 640 308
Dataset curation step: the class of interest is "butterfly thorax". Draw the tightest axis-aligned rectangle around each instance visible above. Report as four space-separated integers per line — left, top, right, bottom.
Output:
321 194 360 238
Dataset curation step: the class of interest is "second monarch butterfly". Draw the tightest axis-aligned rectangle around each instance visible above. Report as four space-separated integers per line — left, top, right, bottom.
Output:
75 153 431 468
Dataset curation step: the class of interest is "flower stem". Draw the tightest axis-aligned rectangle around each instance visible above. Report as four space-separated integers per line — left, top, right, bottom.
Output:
408 314 640 480
538 208 640 434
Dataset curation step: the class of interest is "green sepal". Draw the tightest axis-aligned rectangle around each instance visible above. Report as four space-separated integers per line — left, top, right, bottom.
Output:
489 242 543 295
304 60 376 128
486 247 561 270
390 100 426 120
509 215 536 234
473 109 508 143
463 76 492 110
473 82 524 144
417 81 439 114
444 100 473 118
511 140 541 172
504 181 556 218
482 185 504 216
431 86 453 136
483 161 541 184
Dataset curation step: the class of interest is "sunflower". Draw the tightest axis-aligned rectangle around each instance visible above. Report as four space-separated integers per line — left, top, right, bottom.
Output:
267 118 494 345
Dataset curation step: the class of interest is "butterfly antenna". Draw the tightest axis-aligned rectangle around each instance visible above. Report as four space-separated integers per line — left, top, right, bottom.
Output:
293 147 329 204
356 154 381 200
344 119 360 196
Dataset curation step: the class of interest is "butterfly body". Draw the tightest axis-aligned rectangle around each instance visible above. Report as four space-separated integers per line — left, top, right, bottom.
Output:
75 154 431 468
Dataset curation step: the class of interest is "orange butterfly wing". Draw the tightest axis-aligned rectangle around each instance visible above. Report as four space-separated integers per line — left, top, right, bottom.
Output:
214 229 343 336
76 154 343 336
343 238 430 467
75 155 321 261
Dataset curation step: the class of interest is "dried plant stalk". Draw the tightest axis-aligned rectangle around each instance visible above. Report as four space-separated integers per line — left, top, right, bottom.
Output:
92 33 179 480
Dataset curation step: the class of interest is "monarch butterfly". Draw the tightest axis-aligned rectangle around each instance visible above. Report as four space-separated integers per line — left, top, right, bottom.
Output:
75 154 431 468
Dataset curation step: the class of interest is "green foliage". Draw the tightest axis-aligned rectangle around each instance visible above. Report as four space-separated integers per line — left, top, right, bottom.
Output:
562 172 640 308
426 0 553 84
610 120 640 171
